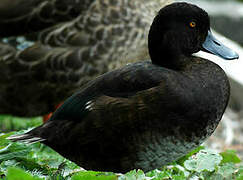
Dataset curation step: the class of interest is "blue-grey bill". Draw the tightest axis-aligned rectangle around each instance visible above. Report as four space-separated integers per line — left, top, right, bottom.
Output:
202 30 239 60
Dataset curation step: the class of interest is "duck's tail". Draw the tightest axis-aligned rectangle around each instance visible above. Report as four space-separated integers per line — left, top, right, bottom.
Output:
7 120 74 145
7 133 45 144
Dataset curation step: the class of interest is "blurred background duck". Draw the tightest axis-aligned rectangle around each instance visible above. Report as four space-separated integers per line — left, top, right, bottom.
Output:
0 0 172 119
8 2 238 173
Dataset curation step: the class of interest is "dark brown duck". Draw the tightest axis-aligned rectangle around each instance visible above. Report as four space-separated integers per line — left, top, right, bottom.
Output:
8 2 238 173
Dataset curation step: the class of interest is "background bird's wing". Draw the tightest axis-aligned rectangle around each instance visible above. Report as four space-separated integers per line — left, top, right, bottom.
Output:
0 0 93 36
0 42 89 116
0 0 149 116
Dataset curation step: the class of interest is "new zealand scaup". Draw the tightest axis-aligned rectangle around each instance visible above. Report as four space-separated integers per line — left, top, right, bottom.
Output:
8 2 239 173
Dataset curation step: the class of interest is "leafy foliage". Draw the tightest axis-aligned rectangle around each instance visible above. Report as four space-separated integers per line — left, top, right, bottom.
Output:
0 115 242 179
0 115 42 132
184 149 222 172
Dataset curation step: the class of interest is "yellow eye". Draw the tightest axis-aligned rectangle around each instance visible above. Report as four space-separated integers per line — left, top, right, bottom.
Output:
189 21 196 28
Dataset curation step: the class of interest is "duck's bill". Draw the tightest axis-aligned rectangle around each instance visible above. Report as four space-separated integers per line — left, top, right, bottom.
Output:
202 30 239 60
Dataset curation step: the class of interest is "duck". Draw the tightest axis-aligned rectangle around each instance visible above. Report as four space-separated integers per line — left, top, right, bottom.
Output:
0 0 172 118
7 2 239 173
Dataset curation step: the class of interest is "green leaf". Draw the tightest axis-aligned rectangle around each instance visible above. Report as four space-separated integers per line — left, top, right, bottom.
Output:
146 169 172 179
220 150 241 164
217 163 237 179
184 149 222 172
0 143 31 162
71 171 117 180
6 167 43 180
171 165 190 178
0 116 42 132
119 170 140 180
206 173 224 180
0 133 15 147
176 146 205 165
235 166 243 180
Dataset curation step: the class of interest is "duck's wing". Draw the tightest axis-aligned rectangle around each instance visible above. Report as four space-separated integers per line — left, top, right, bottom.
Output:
8 61 186 151
7 61 168 141
48 61 182 134
0 0 93 37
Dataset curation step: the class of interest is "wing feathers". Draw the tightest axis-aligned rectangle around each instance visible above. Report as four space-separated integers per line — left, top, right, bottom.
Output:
7 133 45 144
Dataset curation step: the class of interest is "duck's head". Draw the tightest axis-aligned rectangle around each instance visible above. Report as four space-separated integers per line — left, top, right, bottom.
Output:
148 2 239 68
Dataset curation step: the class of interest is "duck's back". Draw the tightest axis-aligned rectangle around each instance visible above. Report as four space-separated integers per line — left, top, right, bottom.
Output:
28 57 229 172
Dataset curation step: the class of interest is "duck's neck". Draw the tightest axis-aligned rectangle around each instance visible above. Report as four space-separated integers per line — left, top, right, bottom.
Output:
149 34 189 70
148 18 191 69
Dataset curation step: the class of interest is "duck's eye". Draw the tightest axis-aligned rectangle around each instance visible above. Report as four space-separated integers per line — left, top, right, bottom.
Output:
189 21 196 28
